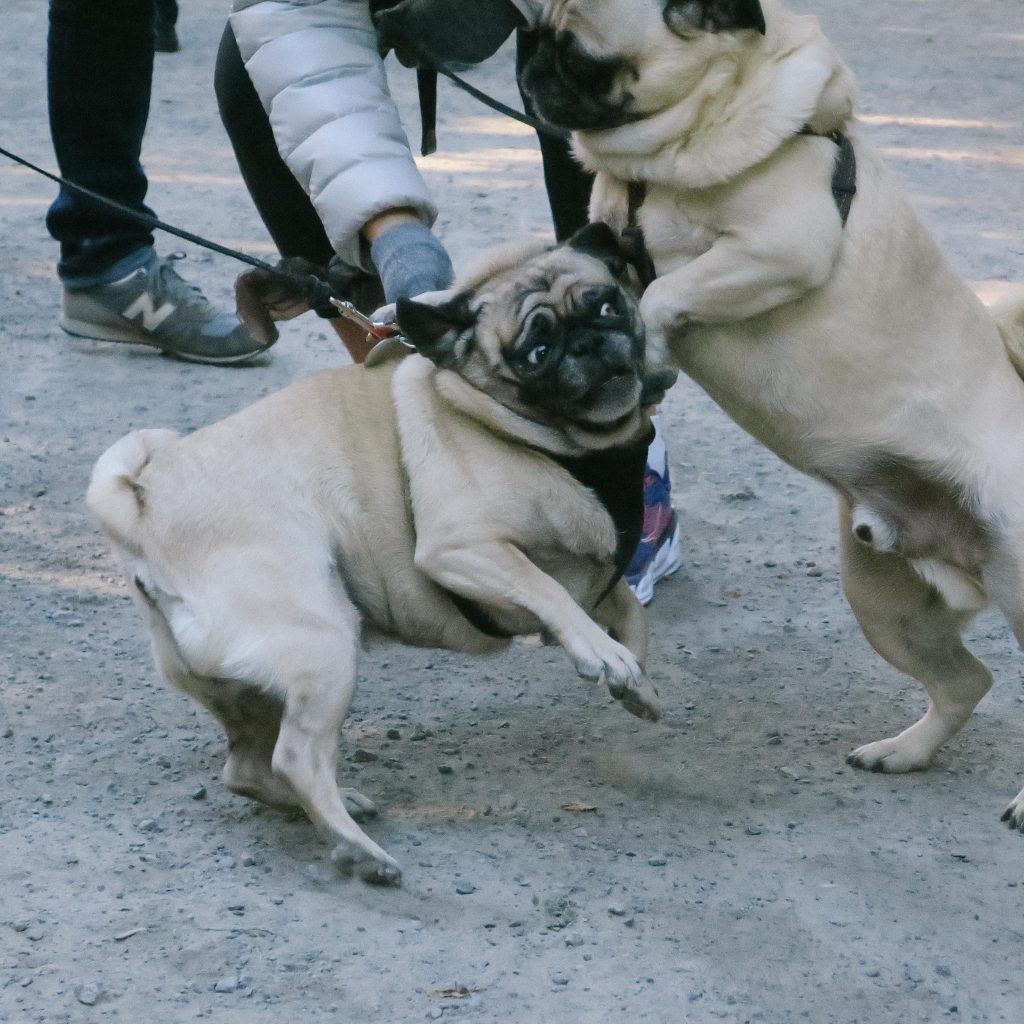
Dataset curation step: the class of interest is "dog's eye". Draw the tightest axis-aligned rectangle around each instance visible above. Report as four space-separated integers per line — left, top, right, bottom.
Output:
526 343 549 366
599 300 617 318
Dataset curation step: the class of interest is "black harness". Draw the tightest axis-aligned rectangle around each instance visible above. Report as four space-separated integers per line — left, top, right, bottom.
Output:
620 128 859 291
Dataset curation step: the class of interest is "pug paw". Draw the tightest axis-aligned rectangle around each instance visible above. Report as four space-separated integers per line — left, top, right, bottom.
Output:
845 736 933 774
568 631 642 686
608 674 661 722
999 788 1024 832
331 842 402 887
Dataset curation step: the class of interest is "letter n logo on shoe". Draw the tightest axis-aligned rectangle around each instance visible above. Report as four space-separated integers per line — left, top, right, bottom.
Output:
122 294 176 331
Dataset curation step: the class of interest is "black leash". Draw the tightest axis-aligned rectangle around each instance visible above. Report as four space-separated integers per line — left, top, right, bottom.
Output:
0 61 566 280
437 66 570 143
0 144 280 275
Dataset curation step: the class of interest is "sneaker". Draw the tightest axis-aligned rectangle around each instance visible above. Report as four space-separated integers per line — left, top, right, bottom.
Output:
626 435 682 606
61 250 271 365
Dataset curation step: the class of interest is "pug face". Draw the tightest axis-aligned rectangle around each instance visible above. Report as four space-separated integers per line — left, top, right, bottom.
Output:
519 0 766 131
396 224 655 433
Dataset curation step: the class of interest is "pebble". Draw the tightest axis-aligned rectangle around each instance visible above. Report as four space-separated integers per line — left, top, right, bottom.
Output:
744 826 763 836
438 764 454 775
137 818 160 833
551 973 570 986
648 856 667 867
191 785 207 801
386 728 402 740
352 748 379 763
608 904 627 917
214 975 240 994
241 853 257 867
806 566 824 577
564 933 585 947
76 983 103 1006
455 881 476 895
428 1009 443 1020
216 856 237 869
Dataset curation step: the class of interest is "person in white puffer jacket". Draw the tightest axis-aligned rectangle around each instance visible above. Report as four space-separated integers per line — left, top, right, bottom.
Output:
214 0 682 603
216 0 573 358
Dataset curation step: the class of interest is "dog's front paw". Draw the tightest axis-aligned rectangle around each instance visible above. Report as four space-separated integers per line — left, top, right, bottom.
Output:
1000 787 1024 832
331 842 403 886
567 630 642 687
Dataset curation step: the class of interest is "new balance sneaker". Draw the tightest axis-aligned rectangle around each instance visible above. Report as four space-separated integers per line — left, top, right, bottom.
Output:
626 425 683 606
61 249 271 365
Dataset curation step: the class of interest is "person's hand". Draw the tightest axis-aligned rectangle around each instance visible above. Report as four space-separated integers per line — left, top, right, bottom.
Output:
235 257 387 346
234 257 326 347
373 0 525 70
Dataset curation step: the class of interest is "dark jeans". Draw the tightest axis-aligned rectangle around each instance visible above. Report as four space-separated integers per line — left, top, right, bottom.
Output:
214 23 593 271
47 0 157 282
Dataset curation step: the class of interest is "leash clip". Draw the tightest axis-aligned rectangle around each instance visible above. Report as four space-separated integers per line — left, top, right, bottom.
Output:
328 298 413 348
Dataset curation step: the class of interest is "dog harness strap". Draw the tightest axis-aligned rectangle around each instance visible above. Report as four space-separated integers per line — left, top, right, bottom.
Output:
800 127 858 225
553 424 655 601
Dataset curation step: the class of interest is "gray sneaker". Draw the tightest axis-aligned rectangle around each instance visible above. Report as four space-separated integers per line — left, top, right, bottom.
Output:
60 250 272 365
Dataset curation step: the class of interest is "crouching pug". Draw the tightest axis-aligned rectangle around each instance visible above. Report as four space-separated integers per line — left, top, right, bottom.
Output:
520 0 1024 828
87 225 674 885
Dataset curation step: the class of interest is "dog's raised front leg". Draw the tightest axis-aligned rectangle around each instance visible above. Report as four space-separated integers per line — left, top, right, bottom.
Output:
837 501 992 774
593 577 660 721
640 187 843 360
416 539 648 708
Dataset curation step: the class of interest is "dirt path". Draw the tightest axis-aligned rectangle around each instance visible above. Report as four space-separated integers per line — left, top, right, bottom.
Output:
2 2 1023 1021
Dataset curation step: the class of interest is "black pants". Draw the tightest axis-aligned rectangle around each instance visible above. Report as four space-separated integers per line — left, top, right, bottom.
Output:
47 0 158 280
214 24 593 269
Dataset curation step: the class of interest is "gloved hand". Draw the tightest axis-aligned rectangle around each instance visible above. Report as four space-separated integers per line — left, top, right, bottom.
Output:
373 0 525 70
235 257 385 346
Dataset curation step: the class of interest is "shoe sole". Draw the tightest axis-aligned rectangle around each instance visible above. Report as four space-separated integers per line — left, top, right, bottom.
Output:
60 316 272 366
628 521 683 607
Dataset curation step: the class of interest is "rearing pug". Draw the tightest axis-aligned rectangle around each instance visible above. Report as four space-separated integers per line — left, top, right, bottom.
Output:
87 224 670 885
521 0 1024 828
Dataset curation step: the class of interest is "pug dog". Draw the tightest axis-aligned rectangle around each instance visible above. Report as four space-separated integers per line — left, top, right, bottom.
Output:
521 0 1024 828
87 224 670 885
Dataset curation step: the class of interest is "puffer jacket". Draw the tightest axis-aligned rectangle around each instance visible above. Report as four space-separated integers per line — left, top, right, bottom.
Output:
230 0 539 271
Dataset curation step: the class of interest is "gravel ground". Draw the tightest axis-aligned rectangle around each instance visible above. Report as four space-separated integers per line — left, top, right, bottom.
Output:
2 2 1023 1022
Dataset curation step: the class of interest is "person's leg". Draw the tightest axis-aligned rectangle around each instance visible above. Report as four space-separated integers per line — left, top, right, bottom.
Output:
47 0 156 284
154 0 179 53
516 29 592 241
47 0 266 363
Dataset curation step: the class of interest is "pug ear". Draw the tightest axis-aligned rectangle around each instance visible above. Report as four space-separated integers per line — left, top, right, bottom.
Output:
395 292 476 367
663 0 766 36
567 222 627 278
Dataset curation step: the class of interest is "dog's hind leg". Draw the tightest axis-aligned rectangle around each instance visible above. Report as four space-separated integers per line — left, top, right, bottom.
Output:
593 578 660 721
837 501 992 774
261 599 402 886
